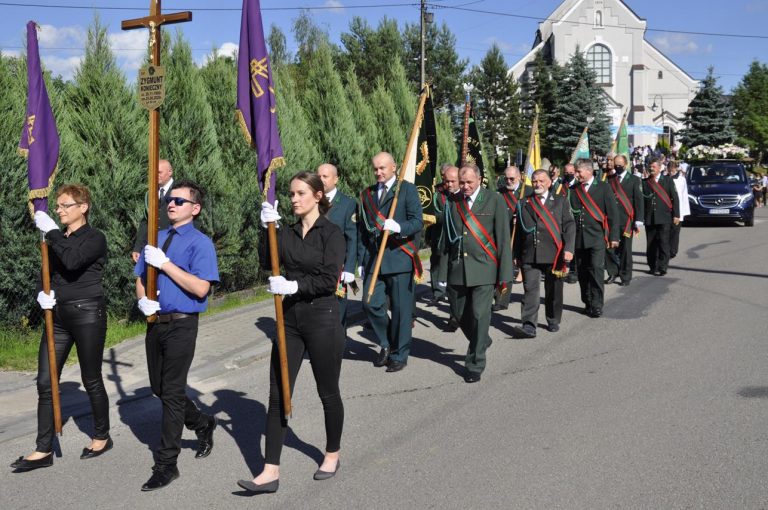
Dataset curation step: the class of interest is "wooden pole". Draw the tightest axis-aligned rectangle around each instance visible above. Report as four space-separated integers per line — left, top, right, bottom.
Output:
267 221 291 418
366 88 429 303
40 241 62 435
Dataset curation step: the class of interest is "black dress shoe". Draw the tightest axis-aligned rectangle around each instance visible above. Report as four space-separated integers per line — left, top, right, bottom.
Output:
313 460 340 480
463 371 481 383
80 437 113 459
11 453 53 472
658 270 667 276
605 275 618 284
516 325 536 338
373 347 390 367
445 318 459 332
237 478 279 493
491 304 507 312
618 280 630 287
386 360 406 372
195 416 217 459
547 323 560 333
141 465 179 491
589 308 603 318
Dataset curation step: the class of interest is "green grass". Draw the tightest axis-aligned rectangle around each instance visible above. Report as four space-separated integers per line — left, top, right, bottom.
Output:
0 287 272 372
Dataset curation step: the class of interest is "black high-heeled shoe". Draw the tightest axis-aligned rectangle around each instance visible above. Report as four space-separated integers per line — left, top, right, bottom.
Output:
80 437 113 459
236 478 279 493
11 453 53 472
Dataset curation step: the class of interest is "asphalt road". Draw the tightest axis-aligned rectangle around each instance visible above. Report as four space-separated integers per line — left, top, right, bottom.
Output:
2 210 767 509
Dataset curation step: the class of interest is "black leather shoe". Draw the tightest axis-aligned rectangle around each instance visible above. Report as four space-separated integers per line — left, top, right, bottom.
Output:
605 275 618 284
373 348 390 367
589 308 603 318
141 465 179 491
516 325 537 338
11 453 53 472
313 459 340 480
195 416 217 459
547 323 560 333
491 304 507 312
80 437 113 459
386 360 406 372
565 274 578 284
445 317 459 332
618 280 630 287
658 270 667 276
237 478 279 493
463 371 481 383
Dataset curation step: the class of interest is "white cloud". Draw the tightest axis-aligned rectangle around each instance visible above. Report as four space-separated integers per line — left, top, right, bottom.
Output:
482 37 530 56
37 24 86 47
1 48 21 58
652 34 712 55
43 54 84 80
108 30 149 72
323 0 345 13
202 42 238 65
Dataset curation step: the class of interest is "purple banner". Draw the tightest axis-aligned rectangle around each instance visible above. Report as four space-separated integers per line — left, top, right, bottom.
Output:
236 0 285 204
19 21 59 214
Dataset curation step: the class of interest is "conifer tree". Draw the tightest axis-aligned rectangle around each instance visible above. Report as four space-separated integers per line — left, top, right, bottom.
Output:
58 17 147 315
343 67 380 191
387 59 416 137
679 67 736 148
731 60 768 163
369 78 406 160
301 42 368 193
338 17 403 95
436 112 458 167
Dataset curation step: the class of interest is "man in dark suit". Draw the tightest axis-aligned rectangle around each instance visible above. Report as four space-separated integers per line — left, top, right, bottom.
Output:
493 165 532 311
643 158 680 276
558 163 578 283
358 152 423 372
318 163 357 328
438 164 513 383
605 154 644 286
569 159 620 318
132 159 175 263
514 169 575 337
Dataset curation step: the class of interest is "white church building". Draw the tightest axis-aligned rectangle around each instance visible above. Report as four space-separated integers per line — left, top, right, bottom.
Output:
509 0 700 149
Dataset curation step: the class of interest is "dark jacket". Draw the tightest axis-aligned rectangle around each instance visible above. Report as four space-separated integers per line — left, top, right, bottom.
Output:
325 190 358 274
568 179 620 249
497 183 534 224
643 175 680 225
606 171 644 233
133 182 174 253
514 193 575 265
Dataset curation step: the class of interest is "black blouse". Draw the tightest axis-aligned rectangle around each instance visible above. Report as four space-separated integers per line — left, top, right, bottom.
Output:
44 224 107 302
260 215 345 299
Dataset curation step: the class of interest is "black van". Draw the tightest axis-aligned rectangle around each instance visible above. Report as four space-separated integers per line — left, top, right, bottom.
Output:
686 161 755 227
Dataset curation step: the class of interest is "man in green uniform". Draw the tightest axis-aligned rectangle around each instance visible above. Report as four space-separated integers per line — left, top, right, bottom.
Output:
426 164 459 305
493 165 532 312
358 152 423 372
643 158 680 276
569 159 619 318
604 154 644 286
438 164 513 383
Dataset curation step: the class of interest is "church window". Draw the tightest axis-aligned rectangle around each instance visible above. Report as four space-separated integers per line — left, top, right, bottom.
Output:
658 70 663 79
595 10 603 27
586 44 611 84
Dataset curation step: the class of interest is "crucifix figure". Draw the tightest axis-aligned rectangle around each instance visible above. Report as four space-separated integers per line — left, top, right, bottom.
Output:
122 1 191 321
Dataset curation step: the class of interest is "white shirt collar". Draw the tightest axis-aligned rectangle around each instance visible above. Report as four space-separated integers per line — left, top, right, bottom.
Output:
467 187 481 204
538 191 549 202
583 177 594 188
618 170 628 181
380 176 396 191
326 188 337 202
160 177 174 197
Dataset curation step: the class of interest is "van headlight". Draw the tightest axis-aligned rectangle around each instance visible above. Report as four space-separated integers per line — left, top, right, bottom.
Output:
688 195 699 205
738 193 753 204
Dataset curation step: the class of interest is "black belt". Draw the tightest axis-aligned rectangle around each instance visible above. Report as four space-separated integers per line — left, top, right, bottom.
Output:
156 312 198 322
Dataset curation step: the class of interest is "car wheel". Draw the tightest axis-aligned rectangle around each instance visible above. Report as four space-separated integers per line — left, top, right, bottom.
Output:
745 216 755 227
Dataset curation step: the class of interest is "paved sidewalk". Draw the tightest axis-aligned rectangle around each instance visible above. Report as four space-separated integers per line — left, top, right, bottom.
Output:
0 278 432 444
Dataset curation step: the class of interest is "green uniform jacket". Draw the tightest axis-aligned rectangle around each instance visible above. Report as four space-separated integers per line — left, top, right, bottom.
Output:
568 179 620 249
438 188 514 287
514 193 576 264
325 190 358 274
642 175 680 225
497 184 534 226
606 172 645 232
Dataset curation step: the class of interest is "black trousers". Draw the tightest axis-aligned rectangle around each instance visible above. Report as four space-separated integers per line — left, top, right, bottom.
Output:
576 246 606 310
605 234 634 282
145 315 208 467
36 298 109 452
265 296 345 465
645 224 671 272
521 264 563 329
669 223 682 259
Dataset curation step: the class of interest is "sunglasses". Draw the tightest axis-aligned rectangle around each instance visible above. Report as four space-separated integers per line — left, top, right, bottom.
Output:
164 196 197 206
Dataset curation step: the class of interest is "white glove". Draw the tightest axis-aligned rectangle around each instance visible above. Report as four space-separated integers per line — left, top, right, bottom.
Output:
144 245 170 269
438 282 447 288
34 211 59 234
358 266 364 281
36 290 56 310
635 221 644 228
137 296 161 316
341 271 355 284
267 275 298 295
260 200 281 227
383 218 401 234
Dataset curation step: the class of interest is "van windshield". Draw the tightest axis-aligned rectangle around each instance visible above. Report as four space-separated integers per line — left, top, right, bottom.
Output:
688 164 746 184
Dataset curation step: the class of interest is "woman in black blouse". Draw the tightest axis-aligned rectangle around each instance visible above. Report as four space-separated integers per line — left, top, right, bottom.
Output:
11 184 111 472
237 172 345 493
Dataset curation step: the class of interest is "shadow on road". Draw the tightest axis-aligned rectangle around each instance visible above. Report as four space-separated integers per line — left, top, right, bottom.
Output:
737 387 768 398
666 265 768 279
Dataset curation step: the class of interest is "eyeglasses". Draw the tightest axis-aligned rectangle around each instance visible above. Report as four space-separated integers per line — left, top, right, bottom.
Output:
55 202 80 210
504 177 517 181
164 196 197 206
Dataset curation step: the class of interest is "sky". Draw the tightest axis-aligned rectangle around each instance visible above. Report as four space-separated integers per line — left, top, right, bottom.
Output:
0 0 766 92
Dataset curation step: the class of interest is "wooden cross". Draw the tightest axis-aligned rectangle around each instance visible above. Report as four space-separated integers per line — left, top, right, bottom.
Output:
122 1 192 321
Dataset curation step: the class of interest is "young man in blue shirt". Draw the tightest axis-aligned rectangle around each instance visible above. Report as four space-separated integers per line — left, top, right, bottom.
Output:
134 179 220 491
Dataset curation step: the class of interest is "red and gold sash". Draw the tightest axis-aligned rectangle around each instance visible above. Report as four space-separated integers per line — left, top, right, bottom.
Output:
609 175 634 237
455 197 507 293
528 196 568 277
574 183 609 244
361 187 423 278
647 177 673 211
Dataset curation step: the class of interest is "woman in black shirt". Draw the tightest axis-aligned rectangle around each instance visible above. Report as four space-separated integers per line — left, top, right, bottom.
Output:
237 172 345 493
11 184 111 472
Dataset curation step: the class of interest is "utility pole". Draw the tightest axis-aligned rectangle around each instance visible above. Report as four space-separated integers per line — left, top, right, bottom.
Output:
420 0 426 89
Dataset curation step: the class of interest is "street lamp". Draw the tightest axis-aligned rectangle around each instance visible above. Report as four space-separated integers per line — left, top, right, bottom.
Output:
650 94 667 149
